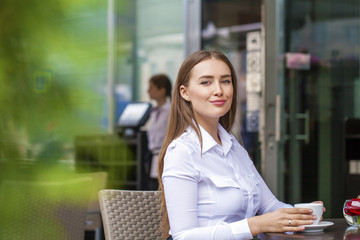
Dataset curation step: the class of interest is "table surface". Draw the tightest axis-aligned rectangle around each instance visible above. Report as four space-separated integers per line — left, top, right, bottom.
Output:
256 218 360 240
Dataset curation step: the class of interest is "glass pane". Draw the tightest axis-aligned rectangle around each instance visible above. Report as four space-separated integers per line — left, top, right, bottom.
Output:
201 0 262 165
135 0 184 102
284 0 360 215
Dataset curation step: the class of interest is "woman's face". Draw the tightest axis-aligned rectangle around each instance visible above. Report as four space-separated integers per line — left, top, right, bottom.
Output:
180 58 233 125
148 81 165 101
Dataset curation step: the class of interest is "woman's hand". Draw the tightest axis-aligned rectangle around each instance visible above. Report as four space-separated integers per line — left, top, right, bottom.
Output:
248 207 317 236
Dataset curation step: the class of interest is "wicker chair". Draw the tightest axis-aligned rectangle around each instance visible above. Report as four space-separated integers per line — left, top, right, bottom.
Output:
98 190 162 240
0 177 93 240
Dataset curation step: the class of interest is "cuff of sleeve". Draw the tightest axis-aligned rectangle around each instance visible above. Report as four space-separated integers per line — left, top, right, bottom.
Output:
228 219 253 239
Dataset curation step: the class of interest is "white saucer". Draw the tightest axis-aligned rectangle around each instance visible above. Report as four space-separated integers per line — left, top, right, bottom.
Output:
301 221 334 233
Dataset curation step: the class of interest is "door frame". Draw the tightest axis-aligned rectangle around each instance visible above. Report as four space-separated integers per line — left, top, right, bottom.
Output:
260 0 286 200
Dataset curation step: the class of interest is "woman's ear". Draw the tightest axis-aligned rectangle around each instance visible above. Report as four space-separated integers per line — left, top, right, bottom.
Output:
179 85 190 102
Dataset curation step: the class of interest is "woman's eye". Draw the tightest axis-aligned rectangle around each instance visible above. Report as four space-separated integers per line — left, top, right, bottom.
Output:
222 79 232 84
200 81 210 85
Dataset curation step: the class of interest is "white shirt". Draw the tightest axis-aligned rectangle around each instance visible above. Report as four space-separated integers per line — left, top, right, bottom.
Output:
147 101 171 178
162 124 292 240
147 101 171 153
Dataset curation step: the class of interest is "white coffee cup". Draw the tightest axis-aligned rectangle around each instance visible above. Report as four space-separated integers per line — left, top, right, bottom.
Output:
294 203 323 225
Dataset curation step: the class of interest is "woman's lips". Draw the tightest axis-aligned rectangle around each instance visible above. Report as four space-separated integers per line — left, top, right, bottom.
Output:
210 100 226 106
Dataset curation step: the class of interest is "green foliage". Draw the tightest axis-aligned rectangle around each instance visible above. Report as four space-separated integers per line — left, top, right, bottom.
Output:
0 171 93 239
0 0 109 161
0 1 133 237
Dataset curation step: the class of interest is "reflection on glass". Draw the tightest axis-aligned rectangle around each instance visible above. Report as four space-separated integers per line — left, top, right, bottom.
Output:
343 199 360 226
343 226 360 240
201 0 262 167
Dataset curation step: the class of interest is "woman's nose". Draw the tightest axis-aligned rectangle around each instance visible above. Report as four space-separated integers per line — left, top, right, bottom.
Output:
213 81 223 95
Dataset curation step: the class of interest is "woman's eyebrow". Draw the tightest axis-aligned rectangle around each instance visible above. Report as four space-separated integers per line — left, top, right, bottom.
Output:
221 74 232 78
198 75 213 79
198 74 231 79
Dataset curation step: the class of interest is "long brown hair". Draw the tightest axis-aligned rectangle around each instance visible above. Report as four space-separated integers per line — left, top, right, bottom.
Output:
157 49 238 238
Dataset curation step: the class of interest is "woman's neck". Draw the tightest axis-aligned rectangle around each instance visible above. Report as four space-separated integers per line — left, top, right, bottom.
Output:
197 118 221 146
156 97 167 107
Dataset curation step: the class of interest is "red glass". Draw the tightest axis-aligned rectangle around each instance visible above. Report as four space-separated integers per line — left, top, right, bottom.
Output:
343 199 360 226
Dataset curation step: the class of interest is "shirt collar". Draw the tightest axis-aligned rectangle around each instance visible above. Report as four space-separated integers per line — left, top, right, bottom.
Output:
186 123 235 156
218 124 235 156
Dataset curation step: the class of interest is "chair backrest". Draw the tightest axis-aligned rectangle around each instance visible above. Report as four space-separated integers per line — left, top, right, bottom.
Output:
0 177 93 240
98 190 162 240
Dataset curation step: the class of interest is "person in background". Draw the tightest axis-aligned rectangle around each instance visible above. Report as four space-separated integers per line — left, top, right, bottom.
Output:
157 50 324 240
146 74 172 190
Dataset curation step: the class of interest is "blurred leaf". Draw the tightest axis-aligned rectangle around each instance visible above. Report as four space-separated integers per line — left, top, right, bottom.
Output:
0 0 110 161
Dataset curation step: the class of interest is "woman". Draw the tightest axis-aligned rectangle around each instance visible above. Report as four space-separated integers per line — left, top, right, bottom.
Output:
158 50 321 240
147 74 172 190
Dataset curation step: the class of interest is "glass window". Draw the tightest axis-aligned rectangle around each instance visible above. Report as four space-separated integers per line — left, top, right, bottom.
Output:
201 0 262 164
135 0 184 102
283 0 359 215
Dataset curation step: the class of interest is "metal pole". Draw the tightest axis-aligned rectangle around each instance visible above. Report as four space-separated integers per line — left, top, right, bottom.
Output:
184 0 201 57
107 0 116 134
261 0 285 198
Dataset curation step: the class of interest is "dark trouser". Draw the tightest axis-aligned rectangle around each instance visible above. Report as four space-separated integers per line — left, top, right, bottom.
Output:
148 177 158 190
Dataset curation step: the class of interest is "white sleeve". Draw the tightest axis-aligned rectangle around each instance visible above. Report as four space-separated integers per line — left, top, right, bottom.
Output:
248 163 293 214
162 142 253 240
